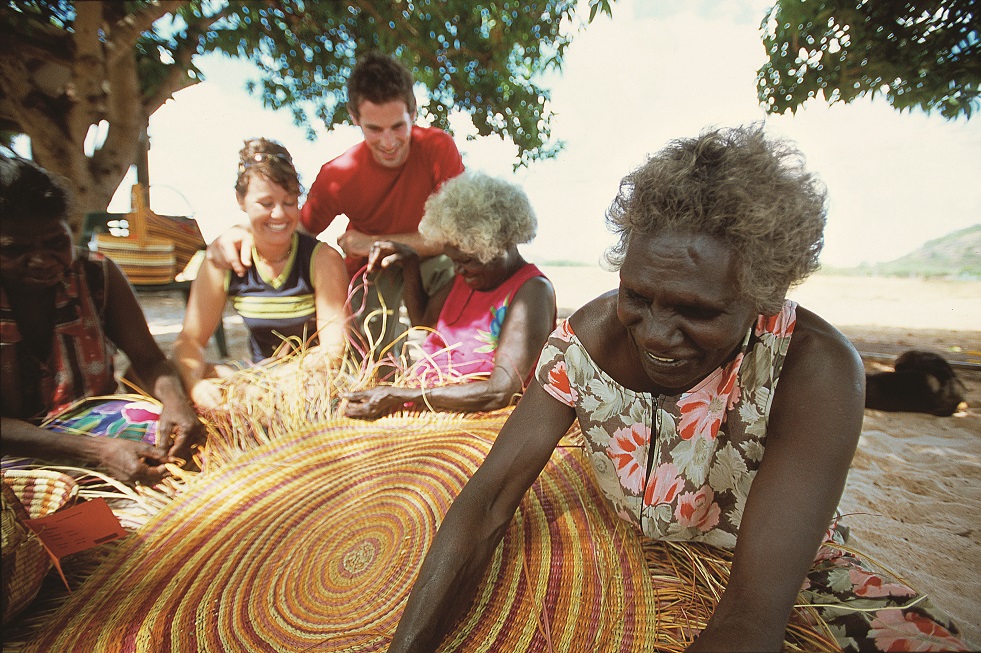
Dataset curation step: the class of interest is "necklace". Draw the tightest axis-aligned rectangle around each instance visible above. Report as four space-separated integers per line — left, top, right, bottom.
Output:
255 248 291 265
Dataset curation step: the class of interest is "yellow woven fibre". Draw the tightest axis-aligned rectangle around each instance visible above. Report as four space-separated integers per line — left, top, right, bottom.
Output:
16 408 838 652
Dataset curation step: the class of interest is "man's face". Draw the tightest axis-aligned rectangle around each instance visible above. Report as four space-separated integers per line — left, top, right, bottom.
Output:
352 100 415 168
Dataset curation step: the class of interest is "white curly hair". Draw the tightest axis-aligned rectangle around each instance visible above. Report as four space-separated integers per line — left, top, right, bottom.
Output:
419 171 537 264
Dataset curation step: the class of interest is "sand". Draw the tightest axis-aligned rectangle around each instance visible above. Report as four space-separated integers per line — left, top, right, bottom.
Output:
137 270 981 646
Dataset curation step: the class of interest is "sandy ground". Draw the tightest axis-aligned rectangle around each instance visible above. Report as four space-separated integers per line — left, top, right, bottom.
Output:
137 270 981 646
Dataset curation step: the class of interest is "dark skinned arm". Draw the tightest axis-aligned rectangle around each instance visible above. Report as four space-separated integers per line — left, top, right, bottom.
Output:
687 307 865 652
387 382 576 652
343 276 556 418
1 416 172 485
100 258 203 460
363 240 449 327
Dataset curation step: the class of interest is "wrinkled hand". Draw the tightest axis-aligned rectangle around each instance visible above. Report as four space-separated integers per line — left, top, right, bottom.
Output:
342 387 410 420
96 438 173 485
206 225 253 277
366 240 420 275
336 229 380 259
157 397 205 461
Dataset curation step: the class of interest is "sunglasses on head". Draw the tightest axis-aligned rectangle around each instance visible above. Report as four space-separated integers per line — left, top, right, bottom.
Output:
239 152 293 171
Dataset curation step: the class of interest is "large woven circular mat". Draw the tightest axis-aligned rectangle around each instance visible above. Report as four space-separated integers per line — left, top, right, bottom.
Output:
20 411 834 652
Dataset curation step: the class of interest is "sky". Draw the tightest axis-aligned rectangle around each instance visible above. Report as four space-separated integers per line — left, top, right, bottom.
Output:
101 0 980 269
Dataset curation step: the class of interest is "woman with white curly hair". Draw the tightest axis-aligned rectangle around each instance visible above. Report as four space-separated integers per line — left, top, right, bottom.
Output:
342 171 556 419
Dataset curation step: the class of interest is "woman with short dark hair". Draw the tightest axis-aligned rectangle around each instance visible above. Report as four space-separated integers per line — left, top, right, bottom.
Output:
1 155 201 485
172 138 349 408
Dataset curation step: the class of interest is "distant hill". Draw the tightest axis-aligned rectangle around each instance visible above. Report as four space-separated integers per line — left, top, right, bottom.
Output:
826 224 981 279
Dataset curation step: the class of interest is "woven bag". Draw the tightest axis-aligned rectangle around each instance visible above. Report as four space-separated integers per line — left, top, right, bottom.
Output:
95 185 176 285
144 212 205 275
1 470 79 624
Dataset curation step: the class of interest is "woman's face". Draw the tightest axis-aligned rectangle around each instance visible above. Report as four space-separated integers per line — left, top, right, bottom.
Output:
0 218 75 288
237 174 300 249
444 244 512 292
616 230 758 394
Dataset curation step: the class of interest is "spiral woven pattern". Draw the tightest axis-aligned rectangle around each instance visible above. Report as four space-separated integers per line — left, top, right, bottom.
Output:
19 411 835 652
18 412 660 652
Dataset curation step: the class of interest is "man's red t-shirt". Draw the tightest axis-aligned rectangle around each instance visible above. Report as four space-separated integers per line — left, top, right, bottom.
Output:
300 125 464 278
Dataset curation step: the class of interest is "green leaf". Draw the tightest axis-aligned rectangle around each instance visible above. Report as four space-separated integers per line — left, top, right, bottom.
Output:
757 0 980 120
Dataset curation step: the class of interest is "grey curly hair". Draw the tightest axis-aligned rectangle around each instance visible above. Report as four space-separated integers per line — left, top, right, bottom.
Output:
605 125 827 315
419 171 537 264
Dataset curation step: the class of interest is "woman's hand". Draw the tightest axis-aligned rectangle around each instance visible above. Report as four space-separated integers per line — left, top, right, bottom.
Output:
336 229 377 259
94 438 173 485
1 416 173 486
157 396 204 461
342 387 412 420
190 379 224 410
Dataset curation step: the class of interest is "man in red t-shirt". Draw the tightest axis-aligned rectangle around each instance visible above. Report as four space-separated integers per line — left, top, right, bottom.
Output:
208 52 464 367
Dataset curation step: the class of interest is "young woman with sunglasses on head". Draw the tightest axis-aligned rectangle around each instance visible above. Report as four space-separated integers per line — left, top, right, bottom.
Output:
172 138 349 409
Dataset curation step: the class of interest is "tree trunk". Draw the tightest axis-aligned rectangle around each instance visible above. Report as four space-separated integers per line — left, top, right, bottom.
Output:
0 2 156 237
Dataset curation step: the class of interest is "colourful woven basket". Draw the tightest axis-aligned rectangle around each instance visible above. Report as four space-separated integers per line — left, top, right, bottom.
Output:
16 412 837 652
94 185 176 285
1 469 79 624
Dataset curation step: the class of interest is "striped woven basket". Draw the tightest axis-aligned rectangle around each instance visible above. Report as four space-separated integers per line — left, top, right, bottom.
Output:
1 469 79 624
17 411 837 652
94 185 176 285
144 213 205 274
93 235 175 284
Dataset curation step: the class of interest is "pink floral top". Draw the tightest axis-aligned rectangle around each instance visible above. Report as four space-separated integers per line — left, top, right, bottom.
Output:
414 263 549 384
536 300 798 549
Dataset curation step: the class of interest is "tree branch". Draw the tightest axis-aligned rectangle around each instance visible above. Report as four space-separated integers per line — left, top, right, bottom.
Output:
144 4 234 115
109 0 189 66
0 54 69 139
92 44 142 209
68 2 107 143
143 59 197 116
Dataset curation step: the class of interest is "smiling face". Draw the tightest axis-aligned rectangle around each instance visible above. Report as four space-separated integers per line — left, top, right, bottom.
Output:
616 230 757 395
352 99 415 168
237 174 300 248
444 244 514 292
0 218 75 288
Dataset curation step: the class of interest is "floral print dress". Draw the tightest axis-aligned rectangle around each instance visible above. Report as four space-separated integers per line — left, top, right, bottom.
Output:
536 300 968 652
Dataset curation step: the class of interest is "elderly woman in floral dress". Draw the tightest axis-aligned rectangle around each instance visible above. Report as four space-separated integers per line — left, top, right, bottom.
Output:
385 126 968 653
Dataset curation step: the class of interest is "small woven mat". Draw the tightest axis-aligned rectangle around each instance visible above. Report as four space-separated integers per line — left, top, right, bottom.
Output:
19 411 836 652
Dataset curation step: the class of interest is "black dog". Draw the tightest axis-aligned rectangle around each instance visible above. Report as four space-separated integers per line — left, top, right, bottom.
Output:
865 350 966 416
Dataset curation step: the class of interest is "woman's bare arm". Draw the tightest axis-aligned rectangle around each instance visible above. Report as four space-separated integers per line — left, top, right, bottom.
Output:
343 277 555 418
387 383 575 652
100 258 203 457
311 242 350 362
170 257 231 408
688 307 865 652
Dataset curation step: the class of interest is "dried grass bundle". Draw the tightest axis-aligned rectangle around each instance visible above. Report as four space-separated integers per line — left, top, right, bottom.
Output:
637 540 839 652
